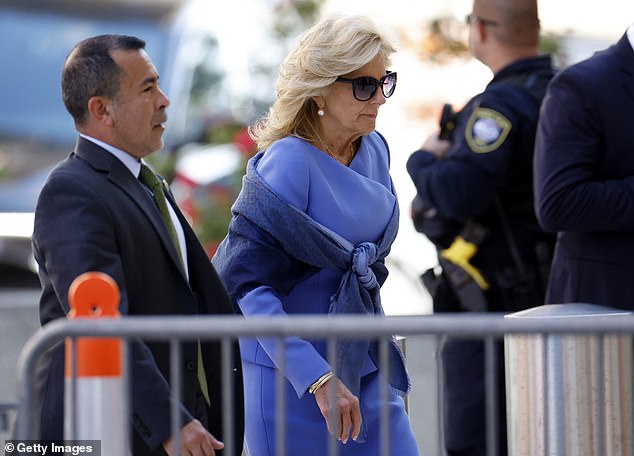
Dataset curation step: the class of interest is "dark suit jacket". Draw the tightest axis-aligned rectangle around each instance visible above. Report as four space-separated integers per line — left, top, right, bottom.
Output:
32 137 244 454
534 33 634 309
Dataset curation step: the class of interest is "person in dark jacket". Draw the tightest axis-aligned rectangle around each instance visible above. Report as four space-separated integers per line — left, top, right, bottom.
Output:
31 34 244 455
534 24 634 310
406 0 555 454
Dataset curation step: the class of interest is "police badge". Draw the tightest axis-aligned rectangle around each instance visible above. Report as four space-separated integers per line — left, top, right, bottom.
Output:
465 107 511 153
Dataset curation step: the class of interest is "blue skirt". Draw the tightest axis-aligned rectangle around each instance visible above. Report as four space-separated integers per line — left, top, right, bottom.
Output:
242 361 420 456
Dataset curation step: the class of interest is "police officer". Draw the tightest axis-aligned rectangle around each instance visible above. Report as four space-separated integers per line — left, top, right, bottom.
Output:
406 0 555 455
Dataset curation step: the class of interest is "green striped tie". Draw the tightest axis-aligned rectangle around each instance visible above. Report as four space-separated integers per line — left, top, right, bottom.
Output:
139 164 211 406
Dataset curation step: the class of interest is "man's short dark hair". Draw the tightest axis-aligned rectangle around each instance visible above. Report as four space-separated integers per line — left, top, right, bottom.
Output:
61 34 146 126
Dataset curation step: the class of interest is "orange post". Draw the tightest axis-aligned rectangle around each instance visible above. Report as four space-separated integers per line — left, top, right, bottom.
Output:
64 272 128 454
65 271 122 377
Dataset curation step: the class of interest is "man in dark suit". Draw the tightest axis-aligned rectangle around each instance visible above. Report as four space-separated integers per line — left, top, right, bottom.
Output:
32 34 244 455
534 24 634 310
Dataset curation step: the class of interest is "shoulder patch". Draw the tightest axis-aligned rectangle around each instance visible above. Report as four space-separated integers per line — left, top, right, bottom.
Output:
465 107 511 153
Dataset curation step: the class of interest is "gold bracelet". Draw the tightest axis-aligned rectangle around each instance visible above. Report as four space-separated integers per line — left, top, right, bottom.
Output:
309 371 336 394
309 371 335 394
309 372 331 394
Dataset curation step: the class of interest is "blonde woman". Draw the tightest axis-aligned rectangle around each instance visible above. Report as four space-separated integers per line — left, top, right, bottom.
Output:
213 12 419 456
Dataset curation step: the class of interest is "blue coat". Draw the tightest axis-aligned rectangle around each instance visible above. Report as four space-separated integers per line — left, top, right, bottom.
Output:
213 133 419 455
534 33 634 310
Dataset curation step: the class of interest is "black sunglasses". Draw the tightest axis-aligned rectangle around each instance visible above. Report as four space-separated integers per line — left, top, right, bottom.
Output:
335 71 397 102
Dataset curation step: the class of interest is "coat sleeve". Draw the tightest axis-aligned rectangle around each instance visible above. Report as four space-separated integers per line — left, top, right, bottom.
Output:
534 69 634 232
212 214 330 397
407 90 519 221
238 286 334 397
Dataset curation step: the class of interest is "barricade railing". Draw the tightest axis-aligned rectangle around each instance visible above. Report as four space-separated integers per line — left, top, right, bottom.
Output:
12 312 634 456
0 401 16 433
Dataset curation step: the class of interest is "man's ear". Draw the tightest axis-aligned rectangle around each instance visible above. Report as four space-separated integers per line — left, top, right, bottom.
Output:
476 19 489 43
87 96 113 126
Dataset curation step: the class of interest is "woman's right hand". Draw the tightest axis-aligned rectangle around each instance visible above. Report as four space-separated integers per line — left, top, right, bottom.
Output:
313 376 362 444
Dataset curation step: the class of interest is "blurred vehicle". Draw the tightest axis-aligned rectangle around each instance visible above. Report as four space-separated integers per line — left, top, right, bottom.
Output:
170 139 252 258
0 0 280 276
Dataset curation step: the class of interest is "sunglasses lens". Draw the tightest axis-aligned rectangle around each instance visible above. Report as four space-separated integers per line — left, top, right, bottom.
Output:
352 78 377 101
382 73 397 98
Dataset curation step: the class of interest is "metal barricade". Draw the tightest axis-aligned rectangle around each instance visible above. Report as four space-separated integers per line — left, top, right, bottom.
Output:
0 401 16 433
12 310 634 456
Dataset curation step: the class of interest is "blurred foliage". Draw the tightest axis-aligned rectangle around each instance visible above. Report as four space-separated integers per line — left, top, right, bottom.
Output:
194 124 255 256
194 151 255 256
540 31 567 67
273 0 322 38
416 16 471 63
412 15 566 66
176 0 324 256
148 151 176 182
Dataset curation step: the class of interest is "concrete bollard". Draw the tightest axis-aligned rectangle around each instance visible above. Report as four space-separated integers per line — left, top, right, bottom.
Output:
505 303 634 456
65 272 128 455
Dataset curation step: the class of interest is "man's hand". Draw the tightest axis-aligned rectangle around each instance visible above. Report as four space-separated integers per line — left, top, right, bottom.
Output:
421 131 451 159
313 376 362 444
163 419 224 456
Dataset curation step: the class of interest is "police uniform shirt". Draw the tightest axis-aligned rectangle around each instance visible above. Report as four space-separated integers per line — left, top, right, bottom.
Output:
407 55 553 226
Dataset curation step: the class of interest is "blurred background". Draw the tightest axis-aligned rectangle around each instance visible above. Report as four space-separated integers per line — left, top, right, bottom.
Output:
1 0 633 437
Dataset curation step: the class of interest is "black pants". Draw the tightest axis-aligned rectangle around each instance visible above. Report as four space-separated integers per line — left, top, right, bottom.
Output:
431 278 508 456
441 338 507 456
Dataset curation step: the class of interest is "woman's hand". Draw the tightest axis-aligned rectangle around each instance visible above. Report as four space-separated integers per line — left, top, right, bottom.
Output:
313 376 362 444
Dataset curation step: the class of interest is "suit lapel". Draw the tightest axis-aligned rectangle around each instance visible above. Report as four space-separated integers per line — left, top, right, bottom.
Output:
73 137 188 280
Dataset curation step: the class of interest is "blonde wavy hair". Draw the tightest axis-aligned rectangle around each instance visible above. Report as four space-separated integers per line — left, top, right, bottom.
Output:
249 13 396 151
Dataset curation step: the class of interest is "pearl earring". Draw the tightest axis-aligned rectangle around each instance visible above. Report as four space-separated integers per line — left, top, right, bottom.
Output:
317 108 325 117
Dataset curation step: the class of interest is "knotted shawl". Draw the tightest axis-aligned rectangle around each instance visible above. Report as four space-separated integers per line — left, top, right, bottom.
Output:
213 151 410 399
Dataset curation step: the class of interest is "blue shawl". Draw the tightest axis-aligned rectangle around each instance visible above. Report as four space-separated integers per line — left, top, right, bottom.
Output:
213 151 410 399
